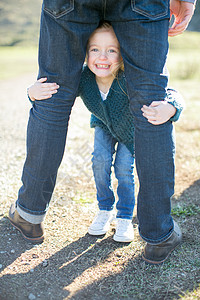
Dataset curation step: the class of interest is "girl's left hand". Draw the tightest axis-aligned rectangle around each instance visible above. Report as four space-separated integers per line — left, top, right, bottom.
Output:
141 101 176 125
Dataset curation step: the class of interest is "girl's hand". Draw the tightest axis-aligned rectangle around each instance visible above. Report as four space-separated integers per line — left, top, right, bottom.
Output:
28 78 59 101
141 101 176 125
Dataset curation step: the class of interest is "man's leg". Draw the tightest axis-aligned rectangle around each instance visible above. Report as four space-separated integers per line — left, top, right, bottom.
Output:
9 1 101 241
108 0 182 260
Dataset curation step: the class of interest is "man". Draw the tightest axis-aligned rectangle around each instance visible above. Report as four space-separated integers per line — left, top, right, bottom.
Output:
9 0 196 264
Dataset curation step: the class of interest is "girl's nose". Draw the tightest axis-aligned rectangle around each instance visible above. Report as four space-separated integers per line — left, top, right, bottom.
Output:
99 51 107 59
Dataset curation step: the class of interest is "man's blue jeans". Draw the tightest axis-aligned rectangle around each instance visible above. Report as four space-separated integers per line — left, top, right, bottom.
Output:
16 0 175 244
92 127 135 220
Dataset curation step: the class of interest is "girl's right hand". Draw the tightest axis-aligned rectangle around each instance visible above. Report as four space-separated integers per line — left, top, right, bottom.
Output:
28 77 59 101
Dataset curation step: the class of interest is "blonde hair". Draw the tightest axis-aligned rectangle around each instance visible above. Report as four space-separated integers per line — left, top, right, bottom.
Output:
86 21 124 74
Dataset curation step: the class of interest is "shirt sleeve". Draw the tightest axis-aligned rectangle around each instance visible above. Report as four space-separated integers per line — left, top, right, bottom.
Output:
27 87 35 105
165 88 185 122
180 0 196 4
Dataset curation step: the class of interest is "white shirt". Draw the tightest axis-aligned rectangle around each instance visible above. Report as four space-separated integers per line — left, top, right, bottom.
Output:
100 90 109 101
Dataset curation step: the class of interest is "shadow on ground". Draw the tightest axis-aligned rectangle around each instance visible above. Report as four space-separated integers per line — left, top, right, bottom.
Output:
0 180 199 300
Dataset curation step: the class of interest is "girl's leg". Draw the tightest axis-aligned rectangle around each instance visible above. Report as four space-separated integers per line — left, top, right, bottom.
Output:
114 143 135 220
113 143 135 242
88 127 117 235
92 127 116 211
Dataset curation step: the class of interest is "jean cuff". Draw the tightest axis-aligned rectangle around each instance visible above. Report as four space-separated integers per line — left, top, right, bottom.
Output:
17 204 45 224
139 222 174 245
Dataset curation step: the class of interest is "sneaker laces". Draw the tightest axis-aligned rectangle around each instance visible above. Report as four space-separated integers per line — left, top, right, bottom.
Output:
93 211 113 225
116 219 132 234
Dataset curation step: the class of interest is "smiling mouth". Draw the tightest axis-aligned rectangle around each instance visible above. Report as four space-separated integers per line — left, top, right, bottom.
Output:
96 64 110 69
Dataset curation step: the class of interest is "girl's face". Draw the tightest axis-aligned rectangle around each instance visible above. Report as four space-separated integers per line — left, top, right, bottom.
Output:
87 28 122 81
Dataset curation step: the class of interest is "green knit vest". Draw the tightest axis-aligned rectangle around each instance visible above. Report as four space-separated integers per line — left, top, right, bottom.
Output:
78 66 135 155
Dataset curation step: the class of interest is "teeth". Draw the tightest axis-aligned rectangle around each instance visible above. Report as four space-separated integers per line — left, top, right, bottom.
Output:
96 64 109 69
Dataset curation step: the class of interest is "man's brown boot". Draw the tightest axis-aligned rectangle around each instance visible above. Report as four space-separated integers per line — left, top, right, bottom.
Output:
142 222 182 264
8 204 44 243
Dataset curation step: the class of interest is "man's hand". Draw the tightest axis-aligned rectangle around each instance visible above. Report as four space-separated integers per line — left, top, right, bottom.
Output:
168 0 195 37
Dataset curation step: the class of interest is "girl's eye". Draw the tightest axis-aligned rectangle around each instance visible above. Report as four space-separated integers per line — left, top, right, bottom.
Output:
108 49 117 53
91 48 99 52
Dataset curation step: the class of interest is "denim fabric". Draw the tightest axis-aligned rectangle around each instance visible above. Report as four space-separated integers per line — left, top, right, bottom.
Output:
92 127 135 220
17 0 175 243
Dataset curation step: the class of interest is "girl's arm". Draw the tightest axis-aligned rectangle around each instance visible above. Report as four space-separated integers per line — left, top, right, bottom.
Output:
28 78 59 102
141 88 184 125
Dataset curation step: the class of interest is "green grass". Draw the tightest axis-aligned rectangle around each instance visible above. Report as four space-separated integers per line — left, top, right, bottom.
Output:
168 31 200 81
0 0 41 79
0 46 38 80
0 0 41 47
74 195 94 205
172 204 200 217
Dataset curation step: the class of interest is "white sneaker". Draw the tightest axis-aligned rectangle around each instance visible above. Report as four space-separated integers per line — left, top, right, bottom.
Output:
88 210 115 235
113 218 134 242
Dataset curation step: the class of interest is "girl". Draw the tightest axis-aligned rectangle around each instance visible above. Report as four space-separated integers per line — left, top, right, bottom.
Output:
28 21 184 243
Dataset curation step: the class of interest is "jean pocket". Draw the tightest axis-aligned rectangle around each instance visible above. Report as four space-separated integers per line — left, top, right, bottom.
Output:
131 0 169 20
43 0 74 19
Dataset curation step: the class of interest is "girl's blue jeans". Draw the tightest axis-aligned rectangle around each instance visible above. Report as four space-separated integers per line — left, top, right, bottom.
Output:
16 0 176 244
92 127 135 220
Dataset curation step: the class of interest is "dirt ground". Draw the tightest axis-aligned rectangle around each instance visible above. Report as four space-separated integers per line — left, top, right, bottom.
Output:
0 75 200 300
